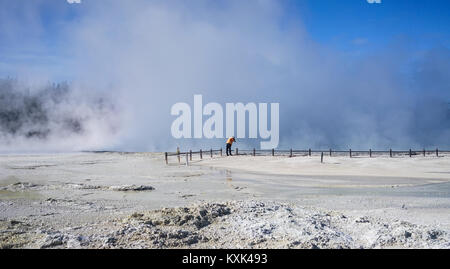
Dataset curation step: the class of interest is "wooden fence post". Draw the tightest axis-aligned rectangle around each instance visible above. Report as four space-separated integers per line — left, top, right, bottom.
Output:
423 149 425 157
290 148 292 158
177 147 180 163
190 150 192 161
220 148 222 156
436 148 439 157
236 148 238 155
165 152 168 165
369 149 372 158
253 148 256 156
210 148 213 158
349 149 352 158
329 149 332 157
186 152 189 166
409 149 412 157
309 149 311 156
272 148 274 156
200 149 202 159
390 149 392 158
321 152 324 163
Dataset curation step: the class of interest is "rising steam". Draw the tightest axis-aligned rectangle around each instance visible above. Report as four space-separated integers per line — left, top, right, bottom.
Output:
1 0 449 152
0 78 119 152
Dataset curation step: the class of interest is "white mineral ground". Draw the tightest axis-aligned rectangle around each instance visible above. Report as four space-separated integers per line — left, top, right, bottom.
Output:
0 152 449 249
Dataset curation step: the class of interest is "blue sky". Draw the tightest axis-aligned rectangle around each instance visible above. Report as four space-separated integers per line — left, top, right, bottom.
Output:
301 0 450 50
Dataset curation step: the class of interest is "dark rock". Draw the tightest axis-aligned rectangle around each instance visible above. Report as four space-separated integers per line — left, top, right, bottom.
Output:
193 218 210 229
199 209 208 217
428 230 441 240
184 236 199 245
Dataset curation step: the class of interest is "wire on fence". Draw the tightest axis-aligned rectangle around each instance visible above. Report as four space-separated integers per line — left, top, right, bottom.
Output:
164 148 449 165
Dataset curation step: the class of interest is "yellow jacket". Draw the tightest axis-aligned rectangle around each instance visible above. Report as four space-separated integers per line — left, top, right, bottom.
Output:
226 137 235 145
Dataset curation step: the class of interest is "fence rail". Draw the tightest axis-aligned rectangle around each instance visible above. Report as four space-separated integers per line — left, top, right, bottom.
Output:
164 147 450 165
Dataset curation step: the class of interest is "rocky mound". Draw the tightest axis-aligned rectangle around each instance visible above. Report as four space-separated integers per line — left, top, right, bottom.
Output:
1 200 448 249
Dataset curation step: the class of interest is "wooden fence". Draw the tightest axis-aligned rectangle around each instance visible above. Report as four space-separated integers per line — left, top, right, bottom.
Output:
165 147 450 165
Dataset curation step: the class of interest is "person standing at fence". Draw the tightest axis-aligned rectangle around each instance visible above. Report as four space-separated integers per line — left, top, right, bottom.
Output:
226 136 236 156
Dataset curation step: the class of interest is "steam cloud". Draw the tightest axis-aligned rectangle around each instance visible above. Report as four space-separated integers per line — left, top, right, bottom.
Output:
0 78 119 152
1 0 449 151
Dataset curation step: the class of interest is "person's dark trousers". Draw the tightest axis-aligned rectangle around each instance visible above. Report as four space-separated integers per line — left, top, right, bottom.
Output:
226 143 232 156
